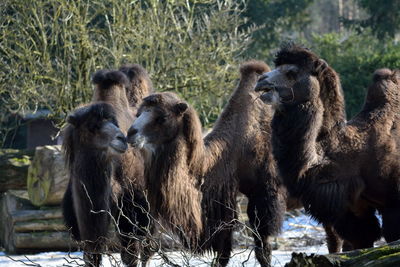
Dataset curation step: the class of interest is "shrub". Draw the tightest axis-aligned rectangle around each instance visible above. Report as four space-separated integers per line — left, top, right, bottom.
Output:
309 32 400 118
0 0 250 147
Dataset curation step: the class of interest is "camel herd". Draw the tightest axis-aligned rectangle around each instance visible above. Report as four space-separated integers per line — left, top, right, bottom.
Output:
62 44 400 267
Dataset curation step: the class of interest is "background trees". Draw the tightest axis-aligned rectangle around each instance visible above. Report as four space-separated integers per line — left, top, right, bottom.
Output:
246 0 399 117
1 0 399 147
0 0 250 146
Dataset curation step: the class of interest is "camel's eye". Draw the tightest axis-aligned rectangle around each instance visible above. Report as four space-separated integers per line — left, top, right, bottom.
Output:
285 65 299 80
286 69 297 80
156 115 167 124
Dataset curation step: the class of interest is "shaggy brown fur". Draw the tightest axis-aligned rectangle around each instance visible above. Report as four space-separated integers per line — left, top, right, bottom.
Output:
62 66 153 267
62 102 128 266
127 61 285 267
119 64 153 109
256 43 400 250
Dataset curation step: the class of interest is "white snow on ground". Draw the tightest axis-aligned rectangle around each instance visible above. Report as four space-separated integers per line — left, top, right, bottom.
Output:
0 246 329 267
0 213 329 266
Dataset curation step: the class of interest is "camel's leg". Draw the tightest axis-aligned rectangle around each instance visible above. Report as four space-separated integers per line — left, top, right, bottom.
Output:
212 228 233 267
117 193 140 267
118 190 154 267
342 240 354 252
333 209 381 249
62 181 81 240
323 223 343 253
247 192 283 267
83 252 102 267
381 205 400 242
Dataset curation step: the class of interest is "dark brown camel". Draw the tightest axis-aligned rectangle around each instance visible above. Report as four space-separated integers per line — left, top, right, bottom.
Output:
255 44 400 250
62 66 153 266
62 102 129 266
126 61 285 267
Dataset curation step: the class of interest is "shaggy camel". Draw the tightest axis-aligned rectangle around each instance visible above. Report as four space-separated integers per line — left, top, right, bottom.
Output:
62 66 153 267
255 44 400 250
127 61 285 267
62 102 129 266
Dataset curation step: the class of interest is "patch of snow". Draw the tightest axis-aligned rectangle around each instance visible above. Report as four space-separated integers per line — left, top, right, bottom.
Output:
0 211 332 266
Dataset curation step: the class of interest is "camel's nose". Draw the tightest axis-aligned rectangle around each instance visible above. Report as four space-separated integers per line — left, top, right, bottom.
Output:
116 133 127 143
127 126 138 144
258 73 269 81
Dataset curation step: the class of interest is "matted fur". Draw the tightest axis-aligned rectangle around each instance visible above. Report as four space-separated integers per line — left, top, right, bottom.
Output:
119 64 153 108
265 44 400 250
274 44 346 146
129 61 285 266
62 66 152 267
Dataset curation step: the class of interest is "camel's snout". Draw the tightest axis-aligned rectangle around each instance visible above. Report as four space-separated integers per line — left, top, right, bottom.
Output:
255 74 275 92
110 132 128 153
127 126 138 145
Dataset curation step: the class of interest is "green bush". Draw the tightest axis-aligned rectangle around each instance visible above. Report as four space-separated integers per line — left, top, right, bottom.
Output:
309 32 400 118
0 0 250 147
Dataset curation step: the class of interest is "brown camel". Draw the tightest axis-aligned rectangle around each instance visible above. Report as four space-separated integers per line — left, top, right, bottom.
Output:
62 102 129 266
62 66 153 266
126 61 285 267
255 43 400 250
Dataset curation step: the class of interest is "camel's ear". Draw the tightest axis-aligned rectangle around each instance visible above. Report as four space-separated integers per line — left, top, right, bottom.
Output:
67 115 78 126
143 94 162 105
174 102 188 115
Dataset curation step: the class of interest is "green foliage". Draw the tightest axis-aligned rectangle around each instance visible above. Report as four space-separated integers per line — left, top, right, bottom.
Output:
343 0 400 39
0 0 250 147
243 0 314 57
310 31 400 118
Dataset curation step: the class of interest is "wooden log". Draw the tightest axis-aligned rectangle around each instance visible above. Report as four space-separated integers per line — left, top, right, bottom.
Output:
13 218 67 232
285 240 400 267
0 190 78 254
12 232 76 252
0 149 34 192
11 209 63 223
27 145 69 206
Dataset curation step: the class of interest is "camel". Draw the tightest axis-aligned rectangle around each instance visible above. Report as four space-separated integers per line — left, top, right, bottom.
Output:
255 43 400 250
62 66 153 266
126 61 285 267
62 102 130 265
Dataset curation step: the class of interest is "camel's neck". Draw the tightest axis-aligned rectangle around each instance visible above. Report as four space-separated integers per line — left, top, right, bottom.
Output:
93 88 133 133
71 148 113 199
145 139 203 247
272 102 323 195
204 72 259 164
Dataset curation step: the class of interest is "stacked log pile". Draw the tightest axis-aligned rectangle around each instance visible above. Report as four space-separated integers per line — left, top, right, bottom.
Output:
0 190 76 253
0 146 76 253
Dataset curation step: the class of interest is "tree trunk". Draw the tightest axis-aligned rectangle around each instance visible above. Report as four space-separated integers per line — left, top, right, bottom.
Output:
0 149 34 192
27 145 69 206
286 240 400 267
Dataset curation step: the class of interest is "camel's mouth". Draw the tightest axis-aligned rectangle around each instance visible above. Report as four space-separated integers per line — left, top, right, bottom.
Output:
110 138 128 153
259 90 280 105
255 77 275 93
127 134 146 149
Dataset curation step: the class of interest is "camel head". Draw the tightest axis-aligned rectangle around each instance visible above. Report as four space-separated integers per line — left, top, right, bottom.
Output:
365 68 400 106
127 92 191 150
255 48 330 107
65 103 128 156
